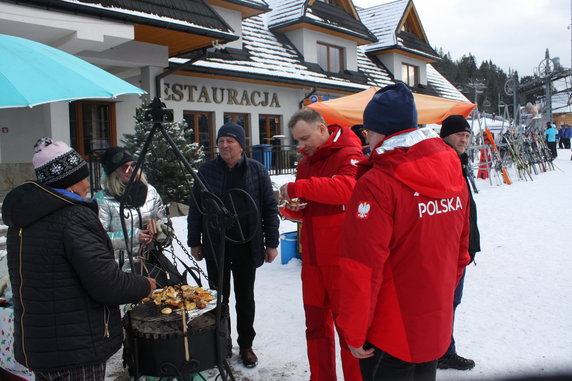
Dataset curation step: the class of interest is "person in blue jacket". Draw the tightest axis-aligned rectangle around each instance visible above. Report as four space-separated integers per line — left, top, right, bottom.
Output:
545 122 558 159
557 126 565 149
562 124 572 149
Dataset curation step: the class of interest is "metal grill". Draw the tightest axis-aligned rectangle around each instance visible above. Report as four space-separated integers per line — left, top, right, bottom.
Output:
123 303 229 379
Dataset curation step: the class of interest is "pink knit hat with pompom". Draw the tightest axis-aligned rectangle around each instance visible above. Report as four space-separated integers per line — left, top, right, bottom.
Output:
32 137 89 188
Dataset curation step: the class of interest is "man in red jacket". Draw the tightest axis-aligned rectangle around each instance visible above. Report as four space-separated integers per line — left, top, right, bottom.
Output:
337 83 471 381
280 108 364 381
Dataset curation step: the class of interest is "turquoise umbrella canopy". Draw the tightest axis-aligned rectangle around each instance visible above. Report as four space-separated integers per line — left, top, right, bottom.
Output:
0 33 145 109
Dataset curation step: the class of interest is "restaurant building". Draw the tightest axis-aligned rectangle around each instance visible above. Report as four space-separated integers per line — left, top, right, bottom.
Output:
0 0 468 192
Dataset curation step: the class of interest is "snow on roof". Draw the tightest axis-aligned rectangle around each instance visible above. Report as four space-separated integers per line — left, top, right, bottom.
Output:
357 47 394 87
357 0 407 52
231 0 271 10
426 65 470 102
265 0 306 27
173 14 390 91
263 0 375 42
168 0 465 101
60 0 235 36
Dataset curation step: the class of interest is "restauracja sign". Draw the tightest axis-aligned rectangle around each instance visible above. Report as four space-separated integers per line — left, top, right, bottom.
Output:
164 83 281 107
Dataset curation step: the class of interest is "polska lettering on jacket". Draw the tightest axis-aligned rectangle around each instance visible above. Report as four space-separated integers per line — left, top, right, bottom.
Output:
418 196 463 218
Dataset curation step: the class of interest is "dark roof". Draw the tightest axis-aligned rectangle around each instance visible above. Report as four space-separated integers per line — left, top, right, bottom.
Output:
396 31 438 59
219 0 271 13
171 10 468 101
16 0 236 40
265 0 376 43
172 13 388 93
307 1 376 42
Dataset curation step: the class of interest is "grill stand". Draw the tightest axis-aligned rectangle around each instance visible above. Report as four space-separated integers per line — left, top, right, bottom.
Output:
119 98 246 381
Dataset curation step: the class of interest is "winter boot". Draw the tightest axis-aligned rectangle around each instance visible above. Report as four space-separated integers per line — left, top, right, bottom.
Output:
239 347 258 368
437 354 475 370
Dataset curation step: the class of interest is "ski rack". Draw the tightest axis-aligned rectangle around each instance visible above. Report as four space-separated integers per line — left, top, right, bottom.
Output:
468 108 556 188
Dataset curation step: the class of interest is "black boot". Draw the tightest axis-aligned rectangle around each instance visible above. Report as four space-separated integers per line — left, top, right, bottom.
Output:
239 347 258 368
438 354 475 370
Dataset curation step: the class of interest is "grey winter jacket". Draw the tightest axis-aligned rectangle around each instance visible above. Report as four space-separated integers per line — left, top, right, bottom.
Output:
1 181 150 371
94 184 166 268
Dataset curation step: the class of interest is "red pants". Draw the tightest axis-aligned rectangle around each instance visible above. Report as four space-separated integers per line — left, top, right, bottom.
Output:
302 264 363 381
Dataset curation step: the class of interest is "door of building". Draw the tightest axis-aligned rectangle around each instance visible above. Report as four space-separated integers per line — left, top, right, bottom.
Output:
70 101 116 157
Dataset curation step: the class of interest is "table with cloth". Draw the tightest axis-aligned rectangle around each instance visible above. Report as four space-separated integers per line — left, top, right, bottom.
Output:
0 306 34 380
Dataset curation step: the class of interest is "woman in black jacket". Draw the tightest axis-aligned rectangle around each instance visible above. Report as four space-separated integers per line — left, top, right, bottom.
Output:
1 138 155 381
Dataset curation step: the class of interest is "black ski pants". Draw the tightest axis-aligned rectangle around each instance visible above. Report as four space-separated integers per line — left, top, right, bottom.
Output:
206 242 256 349
548 141 558 159
360 345 437 381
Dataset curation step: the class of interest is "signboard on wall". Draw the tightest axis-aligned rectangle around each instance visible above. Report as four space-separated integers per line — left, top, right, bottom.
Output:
163 83 281 108
302 95 332 106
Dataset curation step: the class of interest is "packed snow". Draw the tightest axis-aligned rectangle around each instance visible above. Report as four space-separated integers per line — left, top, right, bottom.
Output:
109 152 572 381
4 152 572 380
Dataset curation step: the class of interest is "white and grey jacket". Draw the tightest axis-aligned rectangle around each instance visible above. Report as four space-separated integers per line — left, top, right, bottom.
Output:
94 184 166 267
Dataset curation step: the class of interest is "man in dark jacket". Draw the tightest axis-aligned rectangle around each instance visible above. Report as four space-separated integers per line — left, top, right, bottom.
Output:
438 115 481 371
1 137 154 381
187 122 279 368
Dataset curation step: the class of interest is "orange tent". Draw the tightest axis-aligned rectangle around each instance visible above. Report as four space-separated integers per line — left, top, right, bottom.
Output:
307 87 476 127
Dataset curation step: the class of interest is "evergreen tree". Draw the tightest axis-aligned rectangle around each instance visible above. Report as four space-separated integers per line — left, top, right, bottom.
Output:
433 48 513 115
122 102 205 204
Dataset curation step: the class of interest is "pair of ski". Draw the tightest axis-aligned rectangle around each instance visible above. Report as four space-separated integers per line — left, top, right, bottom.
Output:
483 128 511 185
501 133 534 181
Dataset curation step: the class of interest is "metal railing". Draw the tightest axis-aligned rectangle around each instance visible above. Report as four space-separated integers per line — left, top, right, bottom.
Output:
202 145 299 175
88 145 299 194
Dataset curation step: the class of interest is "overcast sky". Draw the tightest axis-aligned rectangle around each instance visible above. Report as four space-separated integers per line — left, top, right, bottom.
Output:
353 0 571 78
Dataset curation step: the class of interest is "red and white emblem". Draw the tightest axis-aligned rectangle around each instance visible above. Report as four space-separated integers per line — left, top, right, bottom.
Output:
357 202 370 219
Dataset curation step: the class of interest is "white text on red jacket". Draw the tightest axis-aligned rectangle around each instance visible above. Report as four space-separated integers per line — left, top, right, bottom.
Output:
417 197 463 218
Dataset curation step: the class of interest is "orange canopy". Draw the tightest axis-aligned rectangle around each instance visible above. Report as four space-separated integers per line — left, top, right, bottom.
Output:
307 87 476 127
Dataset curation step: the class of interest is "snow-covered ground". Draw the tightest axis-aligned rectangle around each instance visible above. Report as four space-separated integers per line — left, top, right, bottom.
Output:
3 152 571 380
108 151 571 381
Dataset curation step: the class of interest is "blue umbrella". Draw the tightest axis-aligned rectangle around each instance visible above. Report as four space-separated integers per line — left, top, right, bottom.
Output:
0 33 145 109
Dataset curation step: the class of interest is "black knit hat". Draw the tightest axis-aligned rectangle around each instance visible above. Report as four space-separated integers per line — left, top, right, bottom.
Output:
363 82 418 136
217 122 246 149
440 115 471 138
100 147 134 176
32 137 89 188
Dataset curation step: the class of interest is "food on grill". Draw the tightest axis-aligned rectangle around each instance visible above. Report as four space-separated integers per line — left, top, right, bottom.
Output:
146 285 215 311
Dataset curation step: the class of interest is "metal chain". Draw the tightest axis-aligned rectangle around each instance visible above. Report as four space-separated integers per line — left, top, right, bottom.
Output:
171 232 209 281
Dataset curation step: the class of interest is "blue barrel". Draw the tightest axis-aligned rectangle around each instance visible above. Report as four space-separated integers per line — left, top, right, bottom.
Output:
280 231 300 264
253 144 273 170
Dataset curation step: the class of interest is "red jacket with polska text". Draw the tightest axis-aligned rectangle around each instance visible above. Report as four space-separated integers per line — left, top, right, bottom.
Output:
281 125 364 266
337 128 471 363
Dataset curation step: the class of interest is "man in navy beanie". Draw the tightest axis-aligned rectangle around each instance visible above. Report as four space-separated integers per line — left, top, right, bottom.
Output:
187 121 279 368
337 83 471 381
217 122 246 149
438 114 480 371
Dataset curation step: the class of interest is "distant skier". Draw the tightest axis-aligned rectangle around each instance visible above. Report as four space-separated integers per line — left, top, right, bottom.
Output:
545 122 558 159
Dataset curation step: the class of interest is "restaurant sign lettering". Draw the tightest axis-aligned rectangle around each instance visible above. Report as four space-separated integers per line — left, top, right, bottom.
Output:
164 83 280 107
